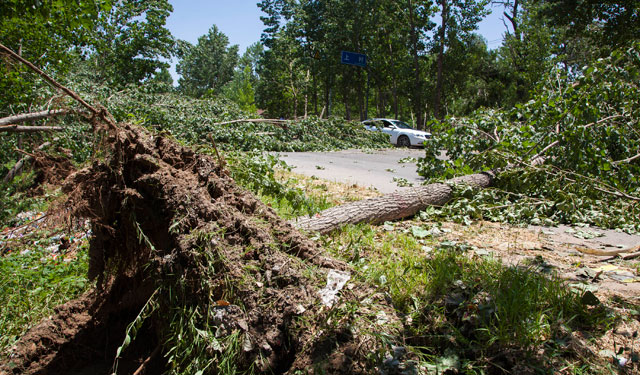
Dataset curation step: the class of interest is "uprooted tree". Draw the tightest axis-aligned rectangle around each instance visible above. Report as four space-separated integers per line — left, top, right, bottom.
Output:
1 39 639 375
0 43 407 374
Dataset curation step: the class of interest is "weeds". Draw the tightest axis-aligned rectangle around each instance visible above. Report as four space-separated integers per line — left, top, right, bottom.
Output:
0 234 90 352
323 222 615 373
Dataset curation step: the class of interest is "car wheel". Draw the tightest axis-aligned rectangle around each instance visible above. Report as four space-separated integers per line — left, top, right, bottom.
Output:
397 135 411 148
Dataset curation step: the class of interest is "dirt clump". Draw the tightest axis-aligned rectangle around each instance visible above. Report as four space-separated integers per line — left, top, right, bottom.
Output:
24 150 77 196
1 123 400 375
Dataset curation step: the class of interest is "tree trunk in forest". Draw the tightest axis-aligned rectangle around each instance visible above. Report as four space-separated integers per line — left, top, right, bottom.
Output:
358 69 365 120
291 171 495 234
408 0 424 129
503 0 520 41
393 78 399 119
343 80 352 120
434 0 448 120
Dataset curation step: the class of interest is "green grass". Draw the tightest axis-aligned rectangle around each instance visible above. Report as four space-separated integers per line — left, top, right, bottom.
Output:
0 236 90 352
322 223 615 373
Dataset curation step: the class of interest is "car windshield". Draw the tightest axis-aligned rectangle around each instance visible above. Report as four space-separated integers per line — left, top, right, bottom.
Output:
391 120 413 129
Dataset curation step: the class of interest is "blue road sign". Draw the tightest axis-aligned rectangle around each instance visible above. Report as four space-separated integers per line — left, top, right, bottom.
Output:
341 51 367 67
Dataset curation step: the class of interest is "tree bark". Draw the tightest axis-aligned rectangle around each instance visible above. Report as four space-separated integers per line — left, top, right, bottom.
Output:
0 125 64 133
0 109 69 126
291 171 495 233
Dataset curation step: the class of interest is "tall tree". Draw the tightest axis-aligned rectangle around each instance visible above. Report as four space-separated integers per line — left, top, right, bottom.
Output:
238 42 264 85
224 66 258 113
539 0 640 49
433 0 489 119
176 25 239 98
403 0 435 127
93 0 175 87
493 0 555 102
224 44 263 113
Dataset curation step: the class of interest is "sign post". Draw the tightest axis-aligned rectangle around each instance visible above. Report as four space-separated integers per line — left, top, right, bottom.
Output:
340 51 367 67
340 51 369 117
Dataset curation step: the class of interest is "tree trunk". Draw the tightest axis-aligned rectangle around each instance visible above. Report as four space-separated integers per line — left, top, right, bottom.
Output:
503 0 520 41
358 68 365 120
408 0 424 128
434 0 448 120
291 171 495 233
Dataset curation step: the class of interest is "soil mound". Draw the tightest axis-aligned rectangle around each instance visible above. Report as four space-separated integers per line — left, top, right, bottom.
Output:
1 123 399 375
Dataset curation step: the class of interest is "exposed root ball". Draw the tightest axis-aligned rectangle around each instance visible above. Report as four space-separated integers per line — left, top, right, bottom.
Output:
2 123 399 375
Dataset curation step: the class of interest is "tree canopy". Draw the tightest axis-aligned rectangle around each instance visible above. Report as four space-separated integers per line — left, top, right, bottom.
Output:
176 25 239 98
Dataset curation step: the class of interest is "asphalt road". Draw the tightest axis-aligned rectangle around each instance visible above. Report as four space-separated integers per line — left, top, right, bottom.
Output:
277 148 426 194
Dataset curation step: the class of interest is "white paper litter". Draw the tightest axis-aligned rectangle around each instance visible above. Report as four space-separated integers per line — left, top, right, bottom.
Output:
318 270 350 307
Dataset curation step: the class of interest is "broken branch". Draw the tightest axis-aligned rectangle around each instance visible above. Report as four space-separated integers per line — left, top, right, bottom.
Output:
2 142 51 184
0 109 69 126
211 118 288 128
0 125 63 133
0 43 98 115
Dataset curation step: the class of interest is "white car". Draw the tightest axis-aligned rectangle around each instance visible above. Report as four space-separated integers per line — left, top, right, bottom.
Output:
362 118 431 147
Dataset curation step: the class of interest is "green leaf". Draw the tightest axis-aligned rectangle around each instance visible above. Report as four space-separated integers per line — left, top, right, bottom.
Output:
411 226 430 238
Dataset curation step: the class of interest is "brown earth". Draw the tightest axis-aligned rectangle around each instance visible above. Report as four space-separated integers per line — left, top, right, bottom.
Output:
24 150 76 196
1 123 401 375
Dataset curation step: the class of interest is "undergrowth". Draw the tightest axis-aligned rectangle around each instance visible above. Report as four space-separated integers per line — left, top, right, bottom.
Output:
320 222 616 373
0 234 89 352
0 171 46 226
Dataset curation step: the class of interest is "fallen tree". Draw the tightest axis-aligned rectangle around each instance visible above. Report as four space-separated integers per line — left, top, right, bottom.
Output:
1 43 403 375
292 171 495 234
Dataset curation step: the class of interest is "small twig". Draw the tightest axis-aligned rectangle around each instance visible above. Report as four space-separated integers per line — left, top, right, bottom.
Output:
451 121 497 142
581 114 624 129
600 249 640 263
613 152 640 165
485 200 547 211
592 270 603 282
14 147 38 158
622 251 640 261
530 140 559 162
132 345 161 375
212 118 287 127
207 134 227 171
3 213 49 237
512 154 640 202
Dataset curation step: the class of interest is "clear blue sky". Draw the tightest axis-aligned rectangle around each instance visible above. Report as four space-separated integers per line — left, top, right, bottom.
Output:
166 1 508 83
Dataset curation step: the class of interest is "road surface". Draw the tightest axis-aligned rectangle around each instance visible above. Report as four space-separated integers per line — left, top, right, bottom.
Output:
277 148 426 194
